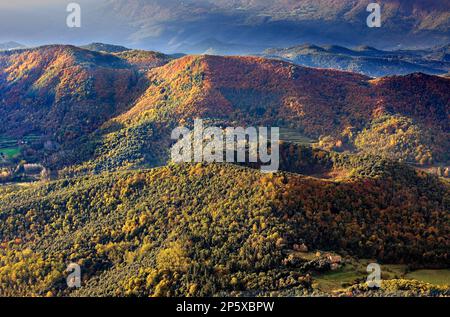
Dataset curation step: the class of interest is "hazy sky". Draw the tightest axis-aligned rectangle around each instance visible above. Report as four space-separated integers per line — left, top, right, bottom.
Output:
0 0 63 8
0 0 133 47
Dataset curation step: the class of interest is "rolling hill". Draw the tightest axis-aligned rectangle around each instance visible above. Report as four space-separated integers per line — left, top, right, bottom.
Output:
0 162 448 296
59 54 449 174
0 45 173 140
0 45 448 174
0 45 142 140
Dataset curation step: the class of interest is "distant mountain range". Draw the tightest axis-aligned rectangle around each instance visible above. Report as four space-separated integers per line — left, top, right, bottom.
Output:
1 1 449 54
0 41 25 51
263 44 450 77
76 41 450 78
105 0 450 53
80 42 131 53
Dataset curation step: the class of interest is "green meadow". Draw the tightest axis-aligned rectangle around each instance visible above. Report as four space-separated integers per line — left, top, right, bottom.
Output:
279 128 316 145
0 134 42 159
313 258 449 293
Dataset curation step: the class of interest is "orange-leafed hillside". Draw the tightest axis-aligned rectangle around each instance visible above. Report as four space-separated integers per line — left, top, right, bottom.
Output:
370 73 450 131
118 54 374 136
1 48 448 169
118 54 449 139
0 45 144 140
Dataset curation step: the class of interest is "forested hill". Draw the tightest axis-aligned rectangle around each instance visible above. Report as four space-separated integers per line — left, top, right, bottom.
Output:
0 45 172 139
62 54 449 173
1 46 448 172
0 163 448 296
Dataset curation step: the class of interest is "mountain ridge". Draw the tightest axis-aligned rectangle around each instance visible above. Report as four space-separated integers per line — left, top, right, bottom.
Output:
106 0 450 53
0 45 170 139
263 43 450 77
0 45 448 174
0 41 26 51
